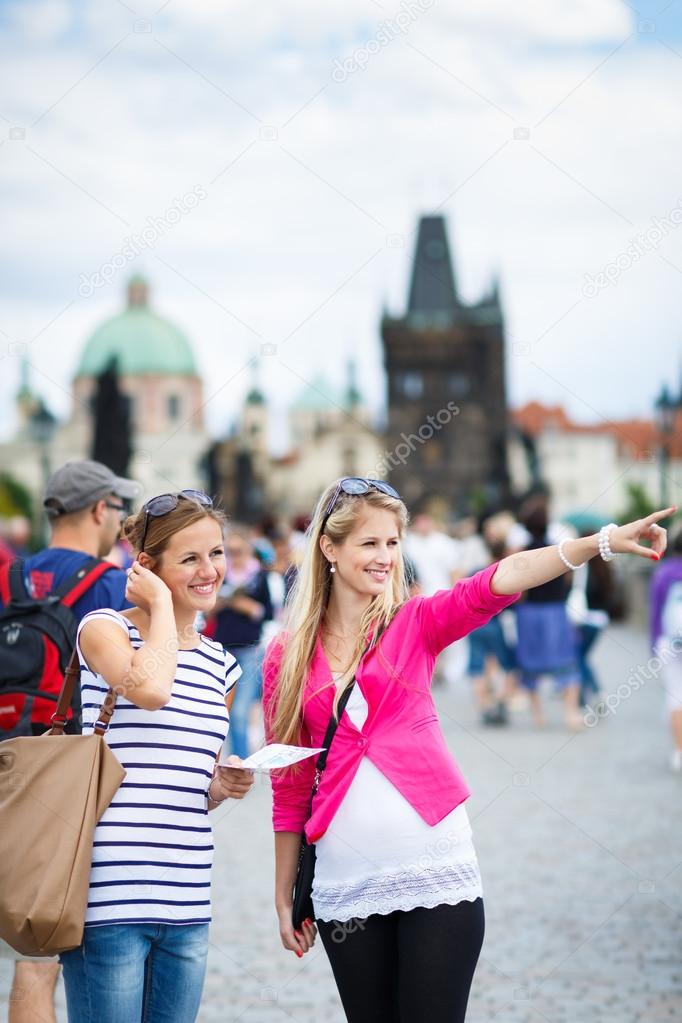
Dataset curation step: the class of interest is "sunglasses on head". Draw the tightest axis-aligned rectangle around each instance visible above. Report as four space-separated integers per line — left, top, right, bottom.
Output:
322 477 401 530
139 489 213 553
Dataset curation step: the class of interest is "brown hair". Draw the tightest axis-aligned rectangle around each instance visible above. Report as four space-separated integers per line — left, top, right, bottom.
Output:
519 494 548 541
123 495 227 563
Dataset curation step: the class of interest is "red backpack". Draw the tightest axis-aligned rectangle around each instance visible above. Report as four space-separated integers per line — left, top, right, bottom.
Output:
0 557 117 737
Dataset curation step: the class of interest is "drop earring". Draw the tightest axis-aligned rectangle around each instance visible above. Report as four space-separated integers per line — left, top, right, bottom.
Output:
329 563 336 573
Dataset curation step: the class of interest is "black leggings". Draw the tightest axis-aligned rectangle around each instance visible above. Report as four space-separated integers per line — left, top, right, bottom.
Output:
317 898 485 1023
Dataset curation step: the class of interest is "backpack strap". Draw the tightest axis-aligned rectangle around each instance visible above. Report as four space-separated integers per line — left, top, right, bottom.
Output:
55 558 118 609
2 558 30 604
0 559 14 605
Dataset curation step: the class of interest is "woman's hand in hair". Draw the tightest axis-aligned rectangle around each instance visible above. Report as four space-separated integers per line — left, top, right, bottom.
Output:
125 561 172 614
277 904 317 957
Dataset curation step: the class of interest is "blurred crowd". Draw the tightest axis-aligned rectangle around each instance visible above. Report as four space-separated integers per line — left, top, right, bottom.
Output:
4 486 680 769
0 517 31 566
144 493 622 749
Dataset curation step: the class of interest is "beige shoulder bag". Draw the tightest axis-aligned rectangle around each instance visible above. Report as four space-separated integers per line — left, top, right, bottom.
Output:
0 650 125 955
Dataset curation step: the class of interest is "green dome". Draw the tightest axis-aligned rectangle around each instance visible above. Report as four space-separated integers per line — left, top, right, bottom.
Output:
292 375 340 411
76 277 197 378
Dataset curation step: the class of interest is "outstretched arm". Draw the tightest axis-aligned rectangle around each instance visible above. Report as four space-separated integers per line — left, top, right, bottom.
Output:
490 507 675 597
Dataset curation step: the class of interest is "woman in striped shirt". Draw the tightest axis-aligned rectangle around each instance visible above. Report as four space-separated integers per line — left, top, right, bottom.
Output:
59 491 254 1023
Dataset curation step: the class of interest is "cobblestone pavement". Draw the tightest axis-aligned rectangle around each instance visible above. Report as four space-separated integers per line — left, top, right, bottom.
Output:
2 623 681 1022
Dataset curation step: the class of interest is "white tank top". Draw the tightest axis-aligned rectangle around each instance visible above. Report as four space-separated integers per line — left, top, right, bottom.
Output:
312 680 483 922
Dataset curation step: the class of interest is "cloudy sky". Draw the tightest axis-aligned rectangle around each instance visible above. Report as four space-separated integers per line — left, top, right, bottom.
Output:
1 0 681 448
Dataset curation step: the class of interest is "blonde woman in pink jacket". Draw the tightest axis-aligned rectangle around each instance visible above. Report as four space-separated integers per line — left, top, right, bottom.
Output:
263 479 672 1023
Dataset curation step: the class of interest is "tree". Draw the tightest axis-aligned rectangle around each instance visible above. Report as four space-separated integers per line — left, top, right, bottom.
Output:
91 357 132 476
617 481 657 524
0 473 32 520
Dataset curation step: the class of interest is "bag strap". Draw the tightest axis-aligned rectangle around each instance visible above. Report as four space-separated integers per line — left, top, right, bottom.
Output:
310 679 356 796
56 558 117 608
5 558 29 604
47 648 117 737
0 560 9 605
1 556 116 609
305 622 390 806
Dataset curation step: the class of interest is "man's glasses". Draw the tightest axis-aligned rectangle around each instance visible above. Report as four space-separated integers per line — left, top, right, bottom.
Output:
104 499 128 523
322 477 401 530
139 489 213 553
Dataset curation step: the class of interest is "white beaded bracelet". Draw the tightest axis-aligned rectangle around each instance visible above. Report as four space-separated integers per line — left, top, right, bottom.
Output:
557 538 584 571
598 523 618 562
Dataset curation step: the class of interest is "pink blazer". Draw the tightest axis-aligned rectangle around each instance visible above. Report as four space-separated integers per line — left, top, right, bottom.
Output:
262 563 520 843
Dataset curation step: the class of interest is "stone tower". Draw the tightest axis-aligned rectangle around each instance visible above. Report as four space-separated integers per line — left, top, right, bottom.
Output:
381 215 510 516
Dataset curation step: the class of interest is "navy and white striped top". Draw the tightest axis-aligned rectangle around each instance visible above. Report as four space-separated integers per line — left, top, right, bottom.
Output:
77 609 241 928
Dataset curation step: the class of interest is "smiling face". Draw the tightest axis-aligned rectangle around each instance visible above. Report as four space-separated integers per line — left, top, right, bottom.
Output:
154 517 226 614
323 505 401 599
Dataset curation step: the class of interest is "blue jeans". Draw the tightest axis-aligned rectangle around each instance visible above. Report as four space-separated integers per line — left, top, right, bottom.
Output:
59 922 208 1023
227 645 263 759
467 617 515 676
578 623 602 702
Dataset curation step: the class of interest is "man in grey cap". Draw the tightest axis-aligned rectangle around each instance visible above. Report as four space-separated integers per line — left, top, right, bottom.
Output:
2 459 140 1023
44 458 139 528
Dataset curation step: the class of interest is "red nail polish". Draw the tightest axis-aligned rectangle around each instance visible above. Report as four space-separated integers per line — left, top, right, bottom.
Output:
304 918 313 926
295 950 303 958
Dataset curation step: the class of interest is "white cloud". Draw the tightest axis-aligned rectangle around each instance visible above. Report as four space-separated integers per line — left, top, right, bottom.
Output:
4 0 72 42
0 0 679 450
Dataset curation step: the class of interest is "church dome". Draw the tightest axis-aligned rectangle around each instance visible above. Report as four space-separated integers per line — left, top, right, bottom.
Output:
76 276 197 378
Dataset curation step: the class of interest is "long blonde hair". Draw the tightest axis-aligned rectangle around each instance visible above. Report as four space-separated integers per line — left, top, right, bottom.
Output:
269 481 410 745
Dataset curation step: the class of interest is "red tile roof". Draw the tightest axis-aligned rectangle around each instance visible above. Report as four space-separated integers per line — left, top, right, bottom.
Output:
511 401 682 459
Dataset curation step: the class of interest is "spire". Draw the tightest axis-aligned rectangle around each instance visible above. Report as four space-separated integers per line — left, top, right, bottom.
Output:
15 354 37 429
344 359 361 409
407 215 459 318
245 358 265 405
127 275 149 308
16 354 32 401
657 382 672 407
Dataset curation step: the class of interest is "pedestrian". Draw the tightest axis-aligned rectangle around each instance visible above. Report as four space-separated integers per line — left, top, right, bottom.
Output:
466 535 517 727
404 512 467 685
58 490 254 1023
567 529 616 708
262 477 672 1023
259 527 294 649
513 498 583 729
650 525 682 772
0 459 139 1023
403 512 464 595
6 516 31 557
212 526 272 759
0 521 13 571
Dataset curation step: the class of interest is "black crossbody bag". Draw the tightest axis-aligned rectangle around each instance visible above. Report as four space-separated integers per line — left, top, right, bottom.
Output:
291 679 356 931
